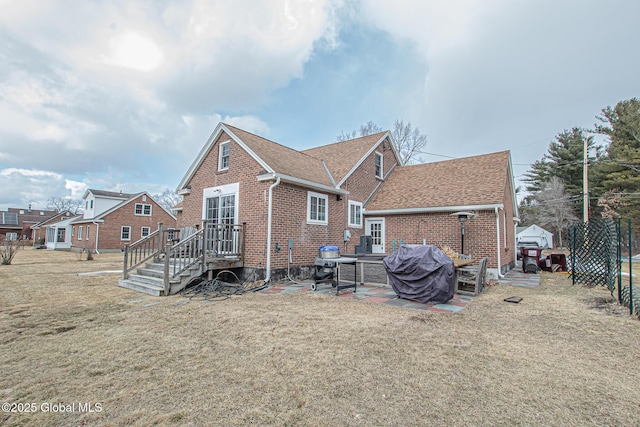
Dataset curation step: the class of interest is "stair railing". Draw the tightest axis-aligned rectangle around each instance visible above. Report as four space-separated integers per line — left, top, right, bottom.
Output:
163 227 205 294
123 223 166 280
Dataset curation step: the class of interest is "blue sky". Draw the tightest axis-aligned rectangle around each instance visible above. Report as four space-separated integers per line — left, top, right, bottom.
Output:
1 0 639 210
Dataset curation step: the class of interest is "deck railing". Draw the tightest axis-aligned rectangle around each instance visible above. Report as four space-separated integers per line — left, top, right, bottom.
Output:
123 223 167 280
123 221 245 295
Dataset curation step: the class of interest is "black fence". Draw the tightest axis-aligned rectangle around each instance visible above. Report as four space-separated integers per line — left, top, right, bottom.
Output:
569 218 638 317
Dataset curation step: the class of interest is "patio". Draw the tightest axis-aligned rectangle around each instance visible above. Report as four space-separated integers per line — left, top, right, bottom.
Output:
260 266 540 312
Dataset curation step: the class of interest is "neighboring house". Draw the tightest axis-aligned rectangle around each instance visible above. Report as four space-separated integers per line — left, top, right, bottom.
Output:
71 190 177 253
0 207 57 242
44 214 81 250
31 210 76 247
516 224 553 249
364 151 519 277
174 122 518 282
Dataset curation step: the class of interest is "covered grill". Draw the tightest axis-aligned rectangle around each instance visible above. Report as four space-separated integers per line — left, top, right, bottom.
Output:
383 244 455 304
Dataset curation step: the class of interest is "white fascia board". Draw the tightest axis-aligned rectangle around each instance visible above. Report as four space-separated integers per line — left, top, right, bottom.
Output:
257 173 349 195
177 188 191 196
364 203 504 216
336 132 394 187
177 123 274 192
507 153 519 218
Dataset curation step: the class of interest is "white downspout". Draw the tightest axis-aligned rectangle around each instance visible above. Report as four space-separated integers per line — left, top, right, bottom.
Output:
495 207 504 278
93 221 100 254
265 177 281 284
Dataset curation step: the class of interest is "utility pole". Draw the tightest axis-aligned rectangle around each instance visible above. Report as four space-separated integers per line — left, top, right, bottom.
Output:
583 132 589 222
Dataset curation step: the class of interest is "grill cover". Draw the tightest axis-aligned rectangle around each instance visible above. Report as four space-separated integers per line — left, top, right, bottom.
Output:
383 245 455 304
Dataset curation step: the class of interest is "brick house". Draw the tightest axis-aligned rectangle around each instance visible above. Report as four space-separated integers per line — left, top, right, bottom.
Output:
0 207 57 242
364 151 519 277
175 123 518 282
176 123 399 282
71 190 176 253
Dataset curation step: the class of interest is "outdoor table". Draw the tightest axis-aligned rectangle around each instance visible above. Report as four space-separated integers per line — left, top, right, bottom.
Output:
313 256 358 295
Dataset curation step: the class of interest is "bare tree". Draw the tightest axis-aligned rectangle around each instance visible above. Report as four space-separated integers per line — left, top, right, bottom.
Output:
336 119 427 165
0 236 23 265
390 119 427 165
153 188 183 211
531 177 579 247
46 197 84 214
597 189 627 219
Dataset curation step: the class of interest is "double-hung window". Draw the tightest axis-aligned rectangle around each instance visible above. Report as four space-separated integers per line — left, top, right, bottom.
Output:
375 152 383 179
219 141 230 171
121 226 131 241
307 191 328 225
141 227 150 238
78 226 83 240
135 203 152 216
348 201 363 228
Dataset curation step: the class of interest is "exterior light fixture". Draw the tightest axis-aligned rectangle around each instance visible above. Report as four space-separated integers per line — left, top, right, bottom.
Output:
450 211 476 255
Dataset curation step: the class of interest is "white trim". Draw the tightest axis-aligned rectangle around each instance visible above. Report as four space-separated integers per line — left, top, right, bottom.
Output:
365 217 385 253
177 123 273 191
348 200 363 228
336 133 401 187
375 151 384 179
307 191 328 225
134 203 152 216
141 226 150 238
257 173 348 195
77 225 83 240
202 183 239 221
218 140 230 171
121 225 131 241
364 204 504 216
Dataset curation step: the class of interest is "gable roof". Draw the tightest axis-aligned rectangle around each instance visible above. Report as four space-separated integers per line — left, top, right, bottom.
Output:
301 132 397 185
30 210 75 229
178 123 340 194
82 189 134 200
365 151 516 214
72 191 176 224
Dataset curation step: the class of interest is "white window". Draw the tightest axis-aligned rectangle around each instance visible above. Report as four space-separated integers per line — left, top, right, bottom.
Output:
19 210 25 214
219 141 230 171
86 225 90 240
141 227 150 238
6 232 17 241
375 152 383 179
121 226 131 241
77 226 83 240
135 203 152 216
56 228 65 242
90 200 93 209
348 201 363 228
307 191 328 225
40 211 45 215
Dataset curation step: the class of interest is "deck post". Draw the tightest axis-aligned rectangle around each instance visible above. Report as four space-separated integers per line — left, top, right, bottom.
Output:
123 243 129 280
163 242 171 295
156 222 164 260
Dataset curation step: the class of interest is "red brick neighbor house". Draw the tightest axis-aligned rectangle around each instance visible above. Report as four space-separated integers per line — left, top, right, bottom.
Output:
0 207 57 242
71 190 176 253
170 123 518 282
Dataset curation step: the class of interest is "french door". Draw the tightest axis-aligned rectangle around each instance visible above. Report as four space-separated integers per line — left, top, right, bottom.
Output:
205 194 237 254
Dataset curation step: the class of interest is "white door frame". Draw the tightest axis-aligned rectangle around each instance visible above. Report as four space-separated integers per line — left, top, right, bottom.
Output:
365 217 385 253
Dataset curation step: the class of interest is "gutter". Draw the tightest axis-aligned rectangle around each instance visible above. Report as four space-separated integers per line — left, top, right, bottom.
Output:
92 221 100 254
265 177 281 284
495 207 504 279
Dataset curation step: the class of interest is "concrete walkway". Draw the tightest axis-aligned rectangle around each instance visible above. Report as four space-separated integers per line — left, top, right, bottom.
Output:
260 266 541 312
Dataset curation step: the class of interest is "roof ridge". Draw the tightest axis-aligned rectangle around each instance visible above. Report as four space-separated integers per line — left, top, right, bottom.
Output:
303 131 388 152
224 123 330 162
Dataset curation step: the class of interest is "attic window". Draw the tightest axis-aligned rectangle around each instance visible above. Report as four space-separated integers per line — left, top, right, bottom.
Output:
219 141 230 171
135 203 152 216
375 152 383 179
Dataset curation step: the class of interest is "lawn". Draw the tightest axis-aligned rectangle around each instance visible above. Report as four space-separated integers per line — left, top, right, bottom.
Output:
1 248 639 426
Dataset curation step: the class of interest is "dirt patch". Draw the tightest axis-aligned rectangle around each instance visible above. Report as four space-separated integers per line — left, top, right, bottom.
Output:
1 249 639 426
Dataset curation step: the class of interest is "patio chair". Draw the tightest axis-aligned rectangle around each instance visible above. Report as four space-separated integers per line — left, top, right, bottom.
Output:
455 257 488 296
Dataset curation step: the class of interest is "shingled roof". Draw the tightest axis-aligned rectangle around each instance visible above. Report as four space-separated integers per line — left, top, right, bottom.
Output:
224 125 335 187
365 151 513 213
301 132 389 185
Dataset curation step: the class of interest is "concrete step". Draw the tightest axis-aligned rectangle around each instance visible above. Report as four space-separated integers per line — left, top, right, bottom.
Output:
128 273 164 287
118 279 164 297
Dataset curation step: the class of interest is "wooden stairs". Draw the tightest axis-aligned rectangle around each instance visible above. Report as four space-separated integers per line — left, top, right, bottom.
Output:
118 258 203 297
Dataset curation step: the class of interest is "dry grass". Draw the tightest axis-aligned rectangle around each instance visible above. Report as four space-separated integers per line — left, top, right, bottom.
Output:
1 248 640 426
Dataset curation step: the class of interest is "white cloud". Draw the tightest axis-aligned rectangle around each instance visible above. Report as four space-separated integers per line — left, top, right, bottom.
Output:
0 168 68 210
